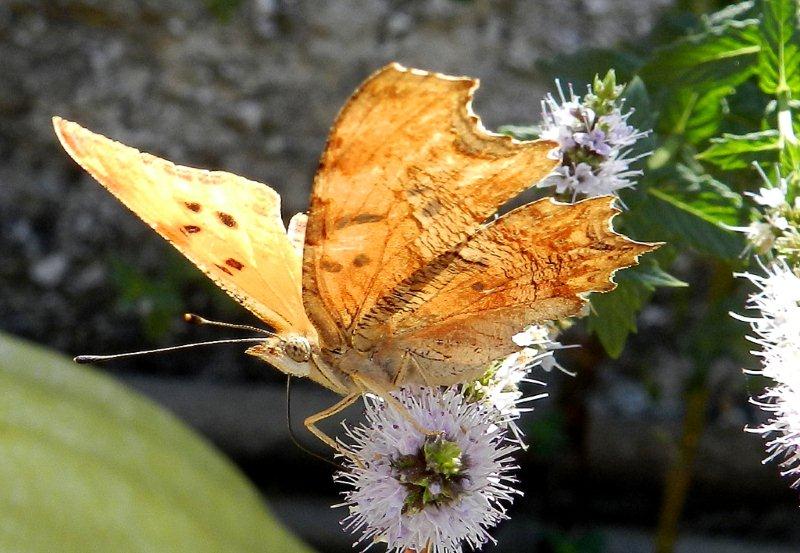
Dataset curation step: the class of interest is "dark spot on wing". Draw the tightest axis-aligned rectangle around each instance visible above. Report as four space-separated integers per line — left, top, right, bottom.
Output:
471 282 485 291
421 199 441 217
217 211 237 228
334 213 385 229
320 259 343 273
215 263 233 275
353 213 385 224
184 202 201 212
225 258 244 271
352 254 370 267
183 225 201 234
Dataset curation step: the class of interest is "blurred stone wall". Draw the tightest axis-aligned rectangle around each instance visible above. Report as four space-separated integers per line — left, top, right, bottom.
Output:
0 0 671 356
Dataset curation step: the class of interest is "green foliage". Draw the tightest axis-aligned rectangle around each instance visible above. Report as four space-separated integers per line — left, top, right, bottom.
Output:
587 277 653 359
497 124 540 140
642 17 759 92
0 332 314 553
644 167 746 258
623 258 689 289
586 260 686 359
505 0 800 357
757 0 800 95
657 87 732 143
697 130 782 168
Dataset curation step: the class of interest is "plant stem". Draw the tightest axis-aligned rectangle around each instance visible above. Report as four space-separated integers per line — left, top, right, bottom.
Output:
653 386 709 553
777 90 798 146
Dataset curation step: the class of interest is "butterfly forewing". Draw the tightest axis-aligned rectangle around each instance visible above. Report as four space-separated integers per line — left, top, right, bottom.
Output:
369 197 655 385
302 63 558 349
53 117 314 337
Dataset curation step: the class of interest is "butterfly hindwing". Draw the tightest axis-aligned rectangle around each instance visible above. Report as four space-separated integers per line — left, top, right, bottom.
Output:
302 63 558 349
371 197 655 385
53 117 314 336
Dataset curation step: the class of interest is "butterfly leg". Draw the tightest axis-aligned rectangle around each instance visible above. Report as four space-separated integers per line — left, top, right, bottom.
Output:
394 350 434 387
406 352 435 387
392 352 413 386
304 393 361 458
350 373 434 437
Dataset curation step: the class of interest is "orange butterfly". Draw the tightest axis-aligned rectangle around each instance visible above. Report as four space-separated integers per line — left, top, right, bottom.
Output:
54 63 654 451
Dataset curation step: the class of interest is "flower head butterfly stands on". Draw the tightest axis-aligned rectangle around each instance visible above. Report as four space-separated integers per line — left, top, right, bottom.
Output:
54 63 655 552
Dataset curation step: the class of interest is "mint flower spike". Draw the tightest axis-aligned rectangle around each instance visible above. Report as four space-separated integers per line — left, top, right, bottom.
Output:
733 260 800 485
730 164 800 262
539 70 650 201
462 323 568 446
336 387 520 553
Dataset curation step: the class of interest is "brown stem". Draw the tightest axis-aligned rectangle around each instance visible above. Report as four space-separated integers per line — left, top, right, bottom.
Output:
653 386 709 553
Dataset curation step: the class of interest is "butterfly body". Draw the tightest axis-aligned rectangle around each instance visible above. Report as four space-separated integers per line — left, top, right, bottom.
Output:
54 62 655 450
247 333 425 396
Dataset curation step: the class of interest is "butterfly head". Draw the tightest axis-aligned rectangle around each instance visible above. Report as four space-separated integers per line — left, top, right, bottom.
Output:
246 334 314 378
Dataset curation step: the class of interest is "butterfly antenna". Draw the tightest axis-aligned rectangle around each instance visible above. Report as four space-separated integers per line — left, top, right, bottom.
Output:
285 376 345 471
74 337 266 364
183 313 275 336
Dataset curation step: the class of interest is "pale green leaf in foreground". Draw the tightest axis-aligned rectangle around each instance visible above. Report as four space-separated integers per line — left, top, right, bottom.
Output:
0 332 315 553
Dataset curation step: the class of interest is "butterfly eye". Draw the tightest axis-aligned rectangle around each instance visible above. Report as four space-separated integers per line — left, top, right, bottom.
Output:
284 336 312 363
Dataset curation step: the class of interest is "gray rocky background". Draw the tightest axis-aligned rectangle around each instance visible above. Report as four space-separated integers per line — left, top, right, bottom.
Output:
3 0 800 551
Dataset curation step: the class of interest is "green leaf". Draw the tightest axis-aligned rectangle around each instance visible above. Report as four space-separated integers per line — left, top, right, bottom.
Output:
587 277 653 359
658 87 733 143
696 130 782 169
643 169 745 259
622 259 688 289
0 332 315 553
586 258 684 358
758 0 800 94
781 138 800 172
642 18 760 92
497 124 540 141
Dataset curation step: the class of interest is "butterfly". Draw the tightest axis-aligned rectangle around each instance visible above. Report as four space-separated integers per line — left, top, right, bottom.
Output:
54 63 655 451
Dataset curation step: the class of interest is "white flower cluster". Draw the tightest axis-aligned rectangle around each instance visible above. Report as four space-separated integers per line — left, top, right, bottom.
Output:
539 71 649 200
736 168 800 262
463 324 567 444
734 261 800 484
336 325 566 552
733 168 800 489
